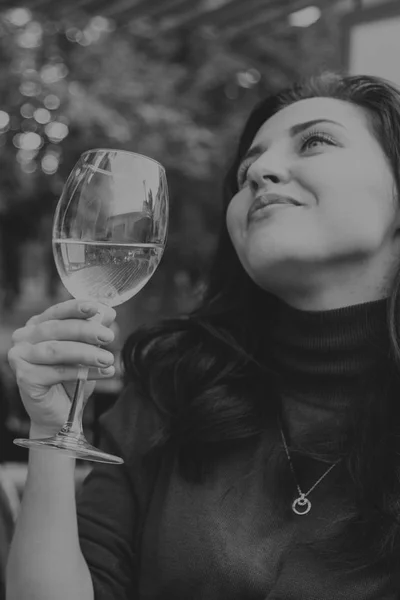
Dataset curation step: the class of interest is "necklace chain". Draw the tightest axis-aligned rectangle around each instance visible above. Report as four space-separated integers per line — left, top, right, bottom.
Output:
278 416 340 515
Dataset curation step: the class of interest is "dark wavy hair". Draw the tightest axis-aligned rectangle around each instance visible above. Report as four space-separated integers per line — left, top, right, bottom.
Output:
123 72 400 575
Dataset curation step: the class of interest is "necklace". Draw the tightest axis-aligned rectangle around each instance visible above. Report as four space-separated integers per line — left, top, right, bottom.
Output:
278 417 340 516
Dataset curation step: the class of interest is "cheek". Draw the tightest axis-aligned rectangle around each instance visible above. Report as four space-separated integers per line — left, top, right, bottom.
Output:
303 157 396 247
298 153 394 211
226 193 248 246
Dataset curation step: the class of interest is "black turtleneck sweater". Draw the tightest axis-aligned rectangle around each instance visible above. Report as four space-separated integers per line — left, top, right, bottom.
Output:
76 297 400 599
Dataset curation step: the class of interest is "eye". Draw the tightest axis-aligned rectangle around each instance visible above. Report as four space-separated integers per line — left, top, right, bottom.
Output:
236 158 253 188
300 130 336 152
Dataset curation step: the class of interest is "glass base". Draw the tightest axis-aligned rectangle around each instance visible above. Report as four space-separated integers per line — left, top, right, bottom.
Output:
13 433 124 464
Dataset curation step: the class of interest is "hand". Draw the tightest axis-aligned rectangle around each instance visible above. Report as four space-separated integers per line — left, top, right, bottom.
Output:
8 299 116 435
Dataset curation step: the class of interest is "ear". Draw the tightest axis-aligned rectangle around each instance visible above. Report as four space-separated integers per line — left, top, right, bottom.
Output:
392 184 400 227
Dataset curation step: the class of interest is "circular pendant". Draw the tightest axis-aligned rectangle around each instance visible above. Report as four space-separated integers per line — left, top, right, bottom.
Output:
292 495 311 515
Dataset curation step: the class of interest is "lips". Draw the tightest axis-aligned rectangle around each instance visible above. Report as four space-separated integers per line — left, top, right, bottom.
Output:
248 193 301 222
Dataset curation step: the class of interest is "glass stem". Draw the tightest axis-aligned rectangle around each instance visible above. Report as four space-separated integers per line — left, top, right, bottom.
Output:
60 367 89 437
59 305 105 438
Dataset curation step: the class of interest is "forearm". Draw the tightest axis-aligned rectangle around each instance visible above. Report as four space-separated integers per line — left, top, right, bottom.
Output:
6 430 94 600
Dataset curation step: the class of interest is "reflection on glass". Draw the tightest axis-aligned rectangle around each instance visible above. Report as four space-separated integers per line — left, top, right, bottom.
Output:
13 149 168 464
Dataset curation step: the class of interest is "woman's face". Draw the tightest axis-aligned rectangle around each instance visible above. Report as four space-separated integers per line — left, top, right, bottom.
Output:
226 97 400 309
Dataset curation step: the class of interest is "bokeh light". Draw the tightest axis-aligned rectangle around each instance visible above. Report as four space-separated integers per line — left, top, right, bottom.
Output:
19 160 37 174
45 121 69 142
0 111 10 129
65 27 80 43
236 68 261 88
18 132 43 151
19 80 41 97
289 6 321 28
5 8 32 27
40 63 69 84
20 103 35 118
91 16 113 32
43 94 61 110
41 153 59 175
16 21 43 48
34 108 51 124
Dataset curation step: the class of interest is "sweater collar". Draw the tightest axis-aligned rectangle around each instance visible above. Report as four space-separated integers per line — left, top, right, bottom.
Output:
267 296 392 406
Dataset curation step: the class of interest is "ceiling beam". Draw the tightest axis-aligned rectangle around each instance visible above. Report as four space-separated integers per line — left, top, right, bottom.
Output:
65 0 110 9
220 0 330 39
193 0 288 28
0 0 49 8
0 0 338 38
157 2 283 34
101 0 188 19
221 7 287 40
141 0 196 19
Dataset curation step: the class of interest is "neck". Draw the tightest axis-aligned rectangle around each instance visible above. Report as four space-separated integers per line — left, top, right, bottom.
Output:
264 295 394 451
271 255 397 312
268 295 391 399
278 291 390 312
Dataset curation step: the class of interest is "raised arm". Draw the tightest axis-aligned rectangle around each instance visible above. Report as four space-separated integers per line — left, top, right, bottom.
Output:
6 300 117 600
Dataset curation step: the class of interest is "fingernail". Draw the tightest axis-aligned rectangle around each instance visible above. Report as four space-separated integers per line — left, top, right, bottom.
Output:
97 331 113 344
99 366 114 375
80 303 97 314
98 352 113 366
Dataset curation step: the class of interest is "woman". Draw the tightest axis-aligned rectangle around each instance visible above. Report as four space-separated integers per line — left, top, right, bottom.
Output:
6 72 400 599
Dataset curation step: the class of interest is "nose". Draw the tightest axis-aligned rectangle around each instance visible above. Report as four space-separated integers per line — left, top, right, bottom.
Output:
247 152 290 192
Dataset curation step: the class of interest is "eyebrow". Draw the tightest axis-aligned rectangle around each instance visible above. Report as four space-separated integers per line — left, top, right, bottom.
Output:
238 118 345 168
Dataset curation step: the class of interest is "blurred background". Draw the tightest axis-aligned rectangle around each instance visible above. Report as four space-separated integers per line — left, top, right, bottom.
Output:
0 0 398 510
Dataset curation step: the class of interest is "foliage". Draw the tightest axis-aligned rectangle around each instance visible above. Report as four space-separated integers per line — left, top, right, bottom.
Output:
0 4 342 324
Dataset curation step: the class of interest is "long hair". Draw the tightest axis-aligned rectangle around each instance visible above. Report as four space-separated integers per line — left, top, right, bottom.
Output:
122 72 400 574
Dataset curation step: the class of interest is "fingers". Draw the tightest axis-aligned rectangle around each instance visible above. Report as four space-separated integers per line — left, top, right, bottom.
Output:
8 356 115 388
8 340 114 370
26 300 116 328
12 319 115 347
9 299 118 396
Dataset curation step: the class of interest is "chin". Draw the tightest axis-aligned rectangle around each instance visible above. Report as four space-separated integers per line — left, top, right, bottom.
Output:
243 253 309 288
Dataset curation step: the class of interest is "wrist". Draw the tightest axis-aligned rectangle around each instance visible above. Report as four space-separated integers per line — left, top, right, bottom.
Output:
29 423 62 439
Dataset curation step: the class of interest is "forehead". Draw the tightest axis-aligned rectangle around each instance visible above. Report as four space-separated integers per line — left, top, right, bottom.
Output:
252 97 370 143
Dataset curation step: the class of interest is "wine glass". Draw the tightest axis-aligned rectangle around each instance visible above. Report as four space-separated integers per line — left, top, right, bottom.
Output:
13 149 168 464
